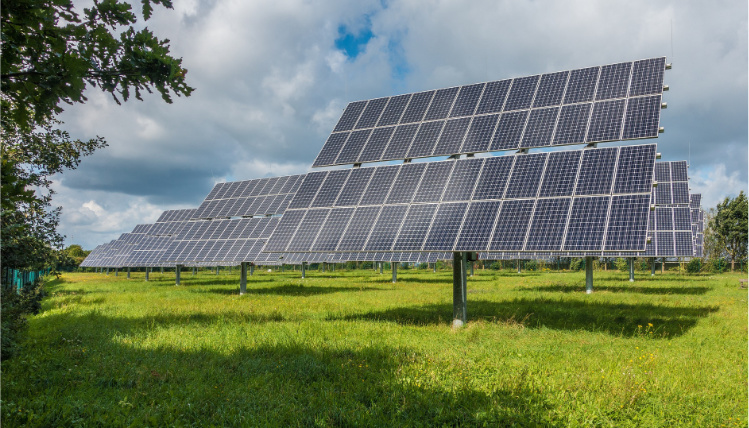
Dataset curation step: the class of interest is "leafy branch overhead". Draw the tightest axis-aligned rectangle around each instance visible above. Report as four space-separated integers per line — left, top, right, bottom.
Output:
1 0 194 131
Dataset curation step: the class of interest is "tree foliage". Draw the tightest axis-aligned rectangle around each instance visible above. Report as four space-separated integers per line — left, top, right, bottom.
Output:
711 191 748 271
2 0 194 131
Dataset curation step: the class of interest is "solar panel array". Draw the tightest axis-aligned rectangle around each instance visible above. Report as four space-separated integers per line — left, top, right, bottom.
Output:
266 144 657 254
652 161 690 205
193 175 303 219
691 194 704 257
313 58 666 167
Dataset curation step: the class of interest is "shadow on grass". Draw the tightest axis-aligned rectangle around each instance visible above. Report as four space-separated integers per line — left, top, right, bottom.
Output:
196 284 388 297
522 284 712 295
333 298 718 338
7 311 557 427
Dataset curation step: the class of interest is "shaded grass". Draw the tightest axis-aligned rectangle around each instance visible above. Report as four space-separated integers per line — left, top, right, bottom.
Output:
1 268 747 427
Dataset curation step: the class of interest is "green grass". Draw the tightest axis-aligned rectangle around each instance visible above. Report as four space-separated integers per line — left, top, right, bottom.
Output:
2 267 747 426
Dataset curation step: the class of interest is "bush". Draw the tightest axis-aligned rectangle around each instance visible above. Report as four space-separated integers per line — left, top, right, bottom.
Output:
686 258 703 274
1 280 45 360
614 258 629 272
570 258 584 271
525 260 538 271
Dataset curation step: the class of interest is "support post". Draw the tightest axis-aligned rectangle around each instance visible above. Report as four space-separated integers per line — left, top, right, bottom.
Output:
322 263 325 273
585 256 593 294
392 263 397 283
651 257 656 276
433 262 437 273
216 266 220 275
175 265 182 286
661 258 664 274
115 268 118 277
250 264 254 276
517 260 521 274
629 257 635 282
193 267 197 276
127 267 131 279
470 261 474 277
379 262 383 274
161 267 164 274
301 262 306 279
145 267 150 282
452 252 467 328
240 262 247 295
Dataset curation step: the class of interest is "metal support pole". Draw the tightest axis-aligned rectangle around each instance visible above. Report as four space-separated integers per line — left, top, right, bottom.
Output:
250 264 254 276
651 257 656 276
661 258 664 274
175 265 182 286
392 263 397 283
193 267 197 276
629 257 635 282
517 260 521 273
127 267 131 279
145 268 149 282
585 256 593 294
240 262 247 295
301 262 306 279
470 261 474 277
452 252 467 328
161 267 164 274
322 262 325 273
115 268 118 277
379 262 383 274
216 266 220 275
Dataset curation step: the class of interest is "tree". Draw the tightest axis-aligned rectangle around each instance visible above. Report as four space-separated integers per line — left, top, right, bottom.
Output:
712 192 748 271
1 0 193 274
2 0 194 132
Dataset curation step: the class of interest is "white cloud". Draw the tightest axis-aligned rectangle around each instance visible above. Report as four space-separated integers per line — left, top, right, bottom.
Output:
689 163 746 209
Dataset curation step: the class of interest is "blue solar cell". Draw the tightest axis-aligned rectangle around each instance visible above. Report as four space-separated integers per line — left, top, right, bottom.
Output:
334 101 367 132
670 161 688 182
504 153 547 199
377 94 411 126
674 231 693 256
533 71 568 108
671 182 690 205
358 165 399 205
433 117 470 156
622 95 661 139
489 111 528 151
406 121 445 158
656 231 674 256
311 170 350 208
454 201 501 250
654 162 671 183
280 175 302 194
488 199 534 251
629 57 665 97
520 107 559 148
563 196 610 250
472 155 514 200
313 133 349 167
386 163 427 204
450 83 485 117
504 75 539 111
442 158 483 202
335 129 371 165
424 87 459 120
337 206 381 251
311 208 355 251
392 204 438 250
475 79 511 114
461 114 499 153
335 167 375 207
382 124 418 160
355 97 388 129
655 184 672 205
563 67 599 104
673 207 691 231
524 198 570 250
288 171 327 209
586 99 626 142
422 203 468 250
538 150 581 197
286 209 329 251
364 205 408 251
596 62 632 100
412 161 454 203
613 144 656 194
655 207 673 230
604 194 650 251
400 91 435 124
354 127 394 163
552 103 591 145
575 147 617 195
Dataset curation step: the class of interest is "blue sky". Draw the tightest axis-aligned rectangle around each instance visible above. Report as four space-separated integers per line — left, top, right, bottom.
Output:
53 0 747 249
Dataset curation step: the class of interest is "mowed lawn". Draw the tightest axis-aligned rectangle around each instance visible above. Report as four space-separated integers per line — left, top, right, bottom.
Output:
2 267 747 427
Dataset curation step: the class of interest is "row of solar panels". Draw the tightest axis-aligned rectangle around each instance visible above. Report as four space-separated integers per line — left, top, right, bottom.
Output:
313 57 667 167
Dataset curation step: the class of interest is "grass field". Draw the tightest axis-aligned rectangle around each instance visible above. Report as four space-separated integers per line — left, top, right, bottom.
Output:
2 267 747 427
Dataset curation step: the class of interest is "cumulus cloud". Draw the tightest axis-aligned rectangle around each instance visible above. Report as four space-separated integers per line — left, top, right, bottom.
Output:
51 0 746 249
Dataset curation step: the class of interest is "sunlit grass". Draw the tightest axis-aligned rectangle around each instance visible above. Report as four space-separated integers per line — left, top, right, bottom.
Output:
2 267 747 426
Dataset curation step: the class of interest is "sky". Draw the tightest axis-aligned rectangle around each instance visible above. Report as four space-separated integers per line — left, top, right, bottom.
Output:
53 0 748 250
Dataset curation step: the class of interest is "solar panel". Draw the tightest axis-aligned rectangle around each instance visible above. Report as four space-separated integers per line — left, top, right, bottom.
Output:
267 144 656 254
313 58 667 167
